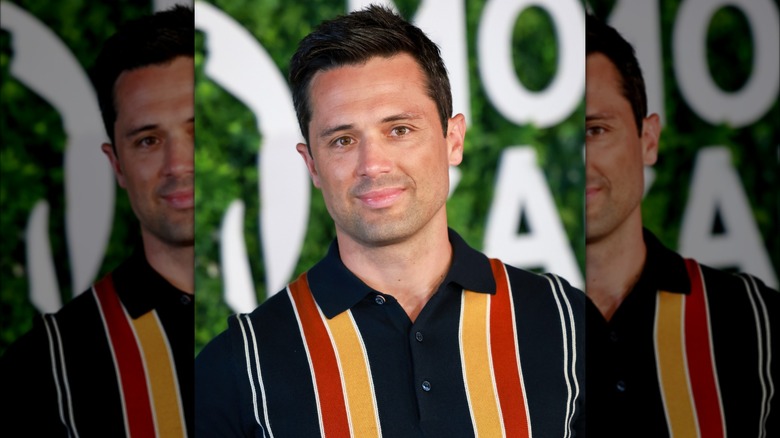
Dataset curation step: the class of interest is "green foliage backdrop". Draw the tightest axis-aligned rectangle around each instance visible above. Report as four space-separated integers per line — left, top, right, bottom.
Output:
194 0 586 355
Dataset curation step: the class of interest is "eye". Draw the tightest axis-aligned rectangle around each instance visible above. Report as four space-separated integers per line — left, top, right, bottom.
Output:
391 126 410 137
136 136 160 148
332 136 354 147
586 126 605 137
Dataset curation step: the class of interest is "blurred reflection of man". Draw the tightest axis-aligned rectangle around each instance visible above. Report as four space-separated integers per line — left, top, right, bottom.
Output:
585 13 778 437
0 6 194 436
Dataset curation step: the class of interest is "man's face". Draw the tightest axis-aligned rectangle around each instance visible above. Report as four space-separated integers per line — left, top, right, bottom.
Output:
585 53 658 244
102 56 194 249
297 53 464 248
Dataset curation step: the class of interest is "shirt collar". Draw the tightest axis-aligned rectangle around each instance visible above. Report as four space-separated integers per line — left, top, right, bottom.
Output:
307 228 496 319
112 243 189 319
636 228 691 295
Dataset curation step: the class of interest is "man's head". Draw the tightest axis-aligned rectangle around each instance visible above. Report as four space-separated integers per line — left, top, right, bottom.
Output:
94 6 195 249
289 4 452 148
585 14 659 244
93 5 194 146
586 13 647 135
290 5 465 248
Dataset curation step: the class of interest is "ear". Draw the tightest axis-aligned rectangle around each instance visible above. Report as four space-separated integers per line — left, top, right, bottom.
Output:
641 113 660 166
296 143 322 188
446 113 466 166
101 143 127 188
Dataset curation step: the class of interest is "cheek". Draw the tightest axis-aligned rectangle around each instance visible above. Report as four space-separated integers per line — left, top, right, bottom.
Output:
122 157 158 191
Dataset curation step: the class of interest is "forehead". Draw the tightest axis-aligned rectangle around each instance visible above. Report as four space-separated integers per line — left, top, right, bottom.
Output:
307 53 433 123
586 53 631 112
113 56 193 115
310 54 429 105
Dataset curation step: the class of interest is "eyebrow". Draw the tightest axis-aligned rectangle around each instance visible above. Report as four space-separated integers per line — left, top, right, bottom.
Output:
122 117 193 139
381 112 423 124
585 112 616 122
123 124 158 139
317 112 424 140
318 123 353 140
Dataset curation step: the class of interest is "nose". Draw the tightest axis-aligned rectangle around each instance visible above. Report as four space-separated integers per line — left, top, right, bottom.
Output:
164 129 194 177
357 136 392 178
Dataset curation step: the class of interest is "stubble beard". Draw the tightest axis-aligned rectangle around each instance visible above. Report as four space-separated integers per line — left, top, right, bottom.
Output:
141 175 195 248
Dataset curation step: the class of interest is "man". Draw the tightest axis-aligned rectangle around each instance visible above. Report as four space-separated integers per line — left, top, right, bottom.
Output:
585 13 778 436
196 5 584 437
0 5 194 437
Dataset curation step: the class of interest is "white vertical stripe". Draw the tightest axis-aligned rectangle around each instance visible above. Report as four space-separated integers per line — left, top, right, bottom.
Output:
543 274 573 438
236 314 262 429
93 286 129 436
552 274 581 437
287 287 326 437
245 315 274 438
43 315 76 438
741 274 772 438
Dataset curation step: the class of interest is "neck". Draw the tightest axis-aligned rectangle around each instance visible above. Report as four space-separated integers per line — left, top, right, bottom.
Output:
337 218 452 322
142 232 194 294
586 216 646 321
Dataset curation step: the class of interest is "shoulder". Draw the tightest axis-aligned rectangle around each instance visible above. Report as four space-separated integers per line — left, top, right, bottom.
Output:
196 288 296 367
502 262 585 305
195 288 303 435
694 260 779 309
1 285 102 362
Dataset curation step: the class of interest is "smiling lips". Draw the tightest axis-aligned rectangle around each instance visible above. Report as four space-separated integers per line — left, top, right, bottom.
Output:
357 188 405 209
163 190 194 209
586 186 601 200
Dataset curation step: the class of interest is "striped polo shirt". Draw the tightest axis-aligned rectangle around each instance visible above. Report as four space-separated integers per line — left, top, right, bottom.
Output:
586 229 778 437
196 229 585 437
0 246 194 437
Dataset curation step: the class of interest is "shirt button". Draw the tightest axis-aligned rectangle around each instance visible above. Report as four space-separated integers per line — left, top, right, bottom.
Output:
609 331 618 342
415 331 424 342
421 380 432 392
616 380 626 392
180 294 192 305
374 295 386 305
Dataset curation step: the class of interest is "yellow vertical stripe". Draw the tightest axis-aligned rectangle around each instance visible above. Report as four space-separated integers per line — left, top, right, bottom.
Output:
655 292 697 437
325 310 381 437
132 311 186 438
460 292 504 437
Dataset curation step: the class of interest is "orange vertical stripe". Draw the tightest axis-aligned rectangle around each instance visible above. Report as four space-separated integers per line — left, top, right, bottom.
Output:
461 290 504 436
289 274 350 437
488 259 530 437
325 311 381 437
655 291 698 436
683 259 725 438
94 275 156 437
131 311 186 438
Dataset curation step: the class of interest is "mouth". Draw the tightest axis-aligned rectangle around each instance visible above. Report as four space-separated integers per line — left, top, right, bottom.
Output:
162 190 194 209
585 186 601 200
356 188 405 209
